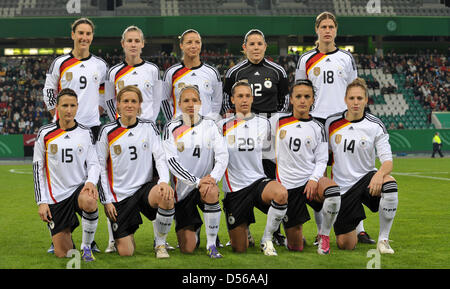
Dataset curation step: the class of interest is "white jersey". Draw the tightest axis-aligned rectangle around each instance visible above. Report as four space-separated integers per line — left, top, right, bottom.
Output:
270 113 328 190
33 121 100 205
161 62 223 121
104 60 162 122
96 118 169 204
295 48 357 119
43 53 108 127
162 115 228 202
325 111 393 195
218 114 271 193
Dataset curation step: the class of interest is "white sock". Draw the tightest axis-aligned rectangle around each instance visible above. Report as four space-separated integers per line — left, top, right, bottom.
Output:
81 209 98 249
107 217 114 243
314 210 323 234
154 207 175 247
378 182 398 241
320 186 341 236
262 200 287 243
356 220 365 234
203 202 222 249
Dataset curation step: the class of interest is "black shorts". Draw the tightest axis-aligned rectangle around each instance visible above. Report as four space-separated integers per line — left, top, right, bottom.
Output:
110 181 158 239
174 189 205 232
283 185 323 229
334 171 381 235
47 184 84 236
222 178 272 231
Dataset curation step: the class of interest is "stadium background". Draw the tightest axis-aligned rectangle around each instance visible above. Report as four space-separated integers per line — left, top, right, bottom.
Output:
0 0 449 271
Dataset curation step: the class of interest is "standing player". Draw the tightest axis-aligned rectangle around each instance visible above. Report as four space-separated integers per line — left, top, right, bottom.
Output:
162 85 228 258
161 29 222 122
33 88 100 261
294 12 373 244
42 17 107 253
325 78 398 253
103 25 164 253
219 81 288 256
222 29 290 246
96 85 175 258
104 25 162 122
270 79 341 255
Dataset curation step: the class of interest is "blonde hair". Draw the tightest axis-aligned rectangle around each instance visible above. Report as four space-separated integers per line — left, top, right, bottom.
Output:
116 85 143 115
314 11 337 47
178 85 201 103
345 78 369 99
121 25 145 43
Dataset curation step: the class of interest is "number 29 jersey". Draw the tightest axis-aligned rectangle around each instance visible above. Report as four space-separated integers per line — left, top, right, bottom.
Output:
218 114 271 193
325 111 393 195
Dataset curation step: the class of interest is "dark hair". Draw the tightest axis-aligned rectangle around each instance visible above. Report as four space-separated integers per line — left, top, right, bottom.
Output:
289 79 316 112
179 29 201 43
243 29 265 45
71 18 95 33
231 80 252 97
57 88 78 104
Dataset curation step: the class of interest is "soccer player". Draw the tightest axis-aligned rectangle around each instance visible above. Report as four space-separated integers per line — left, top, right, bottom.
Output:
325 78 398 254
161 29 222 122
270 79 341 255
96 85 175 258
103 25 165 253
33 88 100 262
43 17 108 139
162 85 228 258
104 25 162 122
222 29 290 246
42 17 107 254
219 81 288 256
294 12 373 244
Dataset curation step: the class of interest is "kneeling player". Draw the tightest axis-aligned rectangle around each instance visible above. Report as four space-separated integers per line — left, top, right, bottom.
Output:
270 79 341 255
33 88 100 261
219 81 288 256
325 78 398 253
97 85 175 258
162 85 228 258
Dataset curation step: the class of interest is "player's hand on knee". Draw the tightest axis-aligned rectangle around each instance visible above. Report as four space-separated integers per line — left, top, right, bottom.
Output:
158 182 174 201
368 172 383 196
82 182 99 200
38 203 52 223
304 179 318 201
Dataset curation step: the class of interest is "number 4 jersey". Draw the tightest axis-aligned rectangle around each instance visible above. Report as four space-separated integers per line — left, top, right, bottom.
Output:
325 111 393 195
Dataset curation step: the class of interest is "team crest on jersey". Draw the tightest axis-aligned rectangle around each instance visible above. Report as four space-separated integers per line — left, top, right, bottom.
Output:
313 67 321 76
177 142 184 152
65 72 73 81
204 80 210 89
93 73 99 83
77 145 84 154
144 81 151 89
359 137 368 148
50 144 58 155
227 135 235 145
142 141 149 150
117 80 125 90
337 66 344 78
177 82 186 90
264 79 272 89
335 134 342 144
113 145 122 155
279 130 287 140
305 137 312 147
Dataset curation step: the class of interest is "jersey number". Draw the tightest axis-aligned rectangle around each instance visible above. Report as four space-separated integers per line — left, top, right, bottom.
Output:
323 71 334 84
238 138 255 151
193 146 201 158
129 146 137 160
79 76 87 89
250 83 262 97
61 148 73 163
343 139 355 153
288 137 301 152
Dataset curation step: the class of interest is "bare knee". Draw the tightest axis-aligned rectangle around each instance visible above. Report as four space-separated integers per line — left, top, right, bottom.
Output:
336 232 357 250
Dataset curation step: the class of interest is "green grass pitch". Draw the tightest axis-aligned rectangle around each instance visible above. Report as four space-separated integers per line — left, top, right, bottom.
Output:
0 157 449 269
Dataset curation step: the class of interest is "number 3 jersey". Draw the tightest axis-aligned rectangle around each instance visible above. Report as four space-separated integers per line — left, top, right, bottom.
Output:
295 48 357 119
33 121 100 205
96 118 170 204
269 113 328 190
162 116 229 202
43 53 108 127
218 114 271 193
325 111 393 195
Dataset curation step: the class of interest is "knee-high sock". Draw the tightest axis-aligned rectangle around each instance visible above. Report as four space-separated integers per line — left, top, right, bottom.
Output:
262 200 287 243
379 181 398 241
203 202 221 249
154 207 175 247
314 210 323 234
81 209 98 249
320 186 341 236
